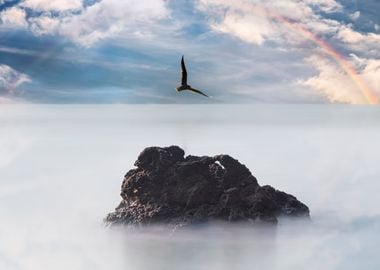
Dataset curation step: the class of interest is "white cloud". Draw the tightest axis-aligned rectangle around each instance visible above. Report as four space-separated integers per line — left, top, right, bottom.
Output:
197 0 380 104
300 55 380 104
336 25 380 57
210 11 275 45
337 25 380 45
0 46 38 56
303 0 342 12
336 25 380 50
29 15 60 35
0 0 170 47
359 58 380 99
197 0 341 46
0 64 31 94
0 7 27 28
59 0 169 46
21 0 82 12
349 11 360 21
336 25 364 43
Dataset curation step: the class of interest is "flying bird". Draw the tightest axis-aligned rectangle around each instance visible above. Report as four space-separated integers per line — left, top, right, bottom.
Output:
176 56 209 97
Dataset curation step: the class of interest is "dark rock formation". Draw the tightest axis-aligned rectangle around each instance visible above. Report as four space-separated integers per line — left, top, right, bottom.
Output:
105 146 309 226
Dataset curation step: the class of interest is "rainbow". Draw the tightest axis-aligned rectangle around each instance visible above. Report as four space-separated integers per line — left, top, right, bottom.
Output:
278 17 379 105
251 5 379 104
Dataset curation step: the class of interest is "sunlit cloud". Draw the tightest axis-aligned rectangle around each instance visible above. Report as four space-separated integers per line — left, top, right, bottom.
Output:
0 0 170 47
299 55 380 104
0 6 27 28
29 15 60 35
196 0 380 104
336 25 380 57
61 0 169 47
21 0 83 12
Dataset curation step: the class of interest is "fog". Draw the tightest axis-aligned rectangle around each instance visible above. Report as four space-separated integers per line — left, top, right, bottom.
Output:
0 105 379 270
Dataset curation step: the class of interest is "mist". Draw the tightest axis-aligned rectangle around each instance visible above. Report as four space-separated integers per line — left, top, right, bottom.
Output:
1 104 379 270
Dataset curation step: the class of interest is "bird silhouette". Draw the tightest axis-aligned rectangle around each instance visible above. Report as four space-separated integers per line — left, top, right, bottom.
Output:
176 56 209 97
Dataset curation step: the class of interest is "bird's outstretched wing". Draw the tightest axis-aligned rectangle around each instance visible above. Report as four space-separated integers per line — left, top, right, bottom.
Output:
189 87 209 97
181 55 187 86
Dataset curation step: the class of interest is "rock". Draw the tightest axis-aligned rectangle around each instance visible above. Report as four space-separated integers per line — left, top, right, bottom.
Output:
105 146 310 226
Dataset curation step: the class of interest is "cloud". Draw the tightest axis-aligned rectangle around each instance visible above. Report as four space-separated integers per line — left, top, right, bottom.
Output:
21 0 83 12
198 0 349 45
197 0 344 47
300 55 380 104
209 11 274 45
29 15 60 35
303 0 342 12
0 64 31 94
349 11 360 21
336 25 380 57
60 0 169 46
0 0 170 47
0 7 27 28
0 46 39 56
197 0 380 104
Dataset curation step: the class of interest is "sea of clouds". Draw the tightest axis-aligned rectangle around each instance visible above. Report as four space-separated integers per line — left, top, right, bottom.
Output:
0 104 379 270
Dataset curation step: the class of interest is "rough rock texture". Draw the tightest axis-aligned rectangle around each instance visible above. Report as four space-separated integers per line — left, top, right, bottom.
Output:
105 146 309 226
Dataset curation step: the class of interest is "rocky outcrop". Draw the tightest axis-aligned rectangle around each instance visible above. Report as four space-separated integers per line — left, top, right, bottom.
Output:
105 146 309 226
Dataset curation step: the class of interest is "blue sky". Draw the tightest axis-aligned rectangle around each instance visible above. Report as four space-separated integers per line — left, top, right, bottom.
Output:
0 0 379 104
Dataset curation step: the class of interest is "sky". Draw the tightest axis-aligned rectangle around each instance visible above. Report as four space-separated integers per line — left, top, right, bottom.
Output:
0 0 379 104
